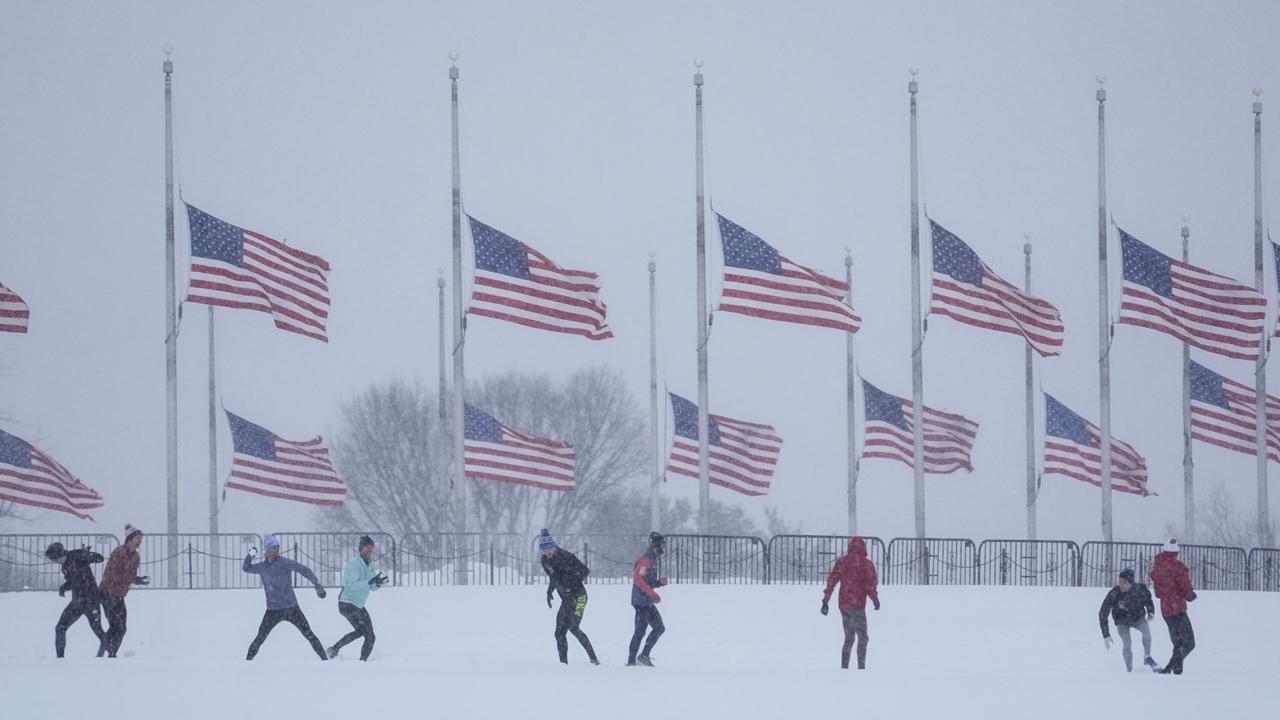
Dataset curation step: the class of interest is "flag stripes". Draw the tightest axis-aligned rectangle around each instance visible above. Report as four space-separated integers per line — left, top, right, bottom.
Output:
1042 393 1150 496
464 404 576 492
860 380 979 474
1189 360 1280 463
225 411 346 507
0 281 30 334
0 430 103 520
666 393 783 497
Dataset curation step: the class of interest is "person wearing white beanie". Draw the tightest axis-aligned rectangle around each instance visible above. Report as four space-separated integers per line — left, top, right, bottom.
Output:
1150 539 1197 674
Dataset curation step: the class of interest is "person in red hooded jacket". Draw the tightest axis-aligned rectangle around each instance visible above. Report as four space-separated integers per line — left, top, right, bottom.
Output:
1149 539 1197 675
820 537 880 669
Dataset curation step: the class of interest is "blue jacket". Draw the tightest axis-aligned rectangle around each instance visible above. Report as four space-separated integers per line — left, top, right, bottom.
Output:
243 554 322 610
338 555 380 608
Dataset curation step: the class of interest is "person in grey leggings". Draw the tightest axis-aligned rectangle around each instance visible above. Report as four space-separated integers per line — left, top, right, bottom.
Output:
1099 568 1158 672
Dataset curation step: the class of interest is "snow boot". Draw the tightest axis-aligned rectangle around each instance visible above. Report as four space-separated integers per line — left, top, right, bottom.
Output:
636 655 655 667
1144 656 1159 672
326 646 339 660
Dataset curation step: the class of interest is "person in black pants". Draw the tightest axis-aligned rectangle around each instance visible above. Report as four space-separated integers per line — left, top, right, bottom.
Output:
537 529 598 665
243 534 329 661
328 535 388 661
627 532 670 667
45 542 108 658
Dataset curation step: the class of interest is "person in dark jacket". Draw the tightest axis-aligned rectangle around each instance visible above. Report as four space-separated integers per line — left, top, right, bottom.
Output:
45 541 108 658
98 524 150 658
537 529 599 665
627 531 670 667
1098 568 1157 672
242 534 329 661
327 535 388 661
820 537 881 670
1150 539 1197 675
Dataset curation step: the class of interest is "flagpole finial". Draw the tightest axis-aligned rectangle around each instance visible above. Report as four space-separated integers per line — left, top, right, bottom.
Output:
163 45 173 74
694 58 704 86
908 67 918 95
844 246 852 267
1024 234 1032 256
449 51 460 80
1254 88 1263 114
1182 215 1190 239
1096 75 1106 102
649 251 656 272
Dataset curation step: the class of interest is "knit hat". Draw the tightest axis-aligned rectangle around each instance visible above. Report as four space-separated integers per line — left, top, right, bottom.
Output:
263 534 281 551
1162 538 1179 553
1118 568 1136 582
358 535 375 549
45 542 66 560
537 528 557 552
124 524 143 543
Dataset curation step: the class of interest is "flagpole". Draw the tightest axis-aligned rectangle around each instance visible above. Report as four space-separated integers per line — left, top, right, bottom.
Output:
1181 218 1194 542
438 272 447 422
450 55 469 566
1096 77 1114 544
207 307 219 587
694 61 711 535
1254 88 1270 544
649 254 661 531
845 250 859 536
163 49 180 588
1024 240 1036 540
908 69 926 545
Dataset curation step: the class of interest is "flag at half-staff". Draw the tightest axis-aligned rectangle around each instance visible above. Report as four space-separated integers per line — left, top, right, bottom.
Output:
715 213 861 333
463 404 576 491
1189 359 1280 462
467 216 613 340
666 393 782 496
1118 228 1265 361
1043 393 1151 496
185 204 332 342
225 411 346 506
860 380 979 474
0 281 29 334
0 429 103 520
928 220 1063 356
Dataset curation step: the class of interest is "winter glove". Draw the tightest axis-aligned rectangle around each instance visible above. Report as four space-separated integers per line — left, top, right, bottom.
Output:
657 577 669 587
820 601 829 616
1104 636 1113 650
248 547 258 558
134 576 151 586
546 591 554 609
58 586 67 598
1186 591 1197 602
873 599 881 611
1147 612 1155 622
315 586 327 599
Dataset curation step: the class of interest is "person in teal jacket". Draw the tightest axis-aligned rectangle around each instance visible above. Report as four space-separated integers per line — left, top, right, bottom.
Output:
326 535 388 661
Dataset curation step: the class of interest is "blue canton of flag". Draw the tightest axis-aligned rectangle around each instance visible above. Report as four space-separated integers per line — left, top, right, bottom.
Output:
0 428 103 520
1042 393 1150 496
1188 359 1280 463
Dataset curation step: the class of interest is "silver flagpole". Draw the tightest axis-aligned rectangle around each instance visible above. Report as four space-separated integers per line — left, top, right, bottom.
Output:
438 273 447 422
908 70 926 544
1181 218 1194 542
1097 77 1114 544
207 307 219 587
163 50 180 587
450 55 469 568
694 61 711 535
1254 88 1271 544
1024 240 1036 540
846 250 859 536
649 254 661 531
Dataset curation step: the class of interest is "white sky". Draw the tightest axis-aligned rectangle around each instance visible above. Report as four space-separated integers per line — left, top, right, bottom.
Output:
2 0 1279 543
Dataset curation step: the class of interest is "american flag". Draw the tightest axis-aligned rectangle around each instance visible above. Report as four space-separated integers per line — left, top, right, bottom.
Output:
464 404 576 492
1118 228 1265 362
860 380 979 474
185 204 332 342
0 281 29 334
716 213 861 333
0 429 103 520
467 216 612 340
1189 359 1280 463
929 220 1064 357
225 411 347 507
1042 393 1151 496
666 392 783 497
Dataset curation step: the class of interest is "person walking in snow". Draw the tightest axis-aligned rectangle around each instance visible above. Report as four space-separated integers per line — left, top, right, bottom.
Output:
1150 539 1197 675
45 541 108 658
820 537 880 670
537 529 599 665
242 534 329 661
627 531 670 667
98 524 150 658
1098 568 1157 672
326 535 388 661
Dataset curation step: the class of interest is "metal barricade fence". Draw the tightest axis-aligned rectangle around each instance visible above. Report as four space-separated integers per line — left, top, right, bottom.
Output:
1248 548 1280 591
276 532 397 588
885 538 979 585
976 540 1080 587
765 535 887 584
1079 542 1161 587
135 533 262 589
662 535 767 584
552 533 651 584
1179 545 1250 591
399 533 526 586
0 533 119 592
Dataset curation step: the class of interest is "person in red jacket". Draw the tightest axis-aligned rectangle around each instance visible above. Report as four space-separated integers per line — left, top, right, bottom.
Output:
627 532 670 667
1149 539 1197 675
820 537 881 669
98 524 150 658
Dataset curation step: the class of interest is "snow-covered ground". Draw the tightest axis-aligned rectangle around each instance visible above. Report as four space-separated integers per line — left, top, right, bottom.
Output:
0 585 1275 718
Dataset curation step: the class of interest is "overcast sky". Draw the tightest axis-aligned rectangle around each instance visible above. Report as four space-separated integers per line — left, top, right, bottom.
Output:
3 1 1279 543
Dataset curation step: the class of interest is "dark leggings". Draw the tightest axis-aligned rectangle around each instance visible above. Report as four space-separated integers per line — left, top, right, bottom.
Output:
1164 612 1196 674
101 594 128 657
628 604 665 662
841 609 869 669
54 594 106 658
246 606 327 660
332 602 376 660
554 592 597 663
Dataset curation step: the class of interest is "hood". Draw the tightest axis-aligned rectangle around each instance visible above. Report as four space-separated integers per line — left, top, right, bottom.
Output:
848 537 868 557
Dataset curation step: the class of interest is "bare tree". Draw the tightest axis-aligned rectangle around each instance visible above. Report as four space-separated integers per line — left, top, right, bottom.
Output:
1195 482 1277 548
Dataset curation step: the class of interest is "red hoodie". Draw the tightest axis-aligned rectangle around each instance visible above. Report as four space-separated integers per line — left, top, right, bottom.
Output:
823 538 879 611
1150 551 1194 618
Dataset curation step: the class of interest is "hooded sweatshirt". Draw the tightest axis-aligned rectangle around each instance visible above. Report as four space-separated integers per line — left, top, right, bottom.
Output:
243 553 322 610
823 538 880 611
1150 551 1194 618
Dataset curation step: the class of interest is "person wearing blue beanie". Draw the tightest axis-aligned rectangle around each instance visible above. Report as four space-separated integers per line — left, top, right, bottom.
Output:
539 529 598 665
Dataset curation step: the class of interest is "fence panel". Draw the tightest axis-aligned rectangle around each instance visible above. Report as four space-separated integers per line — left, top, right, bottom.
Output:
0 533 119 592
135 533 261 589
976 540 1080 587
1179 545 1250 591
276 532 397 588
765 535 887 584
551 533 651 584
1249 548 1280 591
1079 542 1161 587
885 538 978 585
398 533 526 586
662 535 767 584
